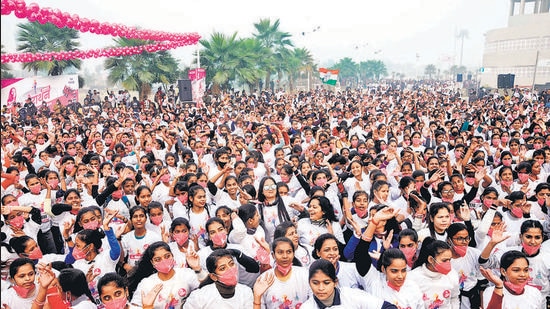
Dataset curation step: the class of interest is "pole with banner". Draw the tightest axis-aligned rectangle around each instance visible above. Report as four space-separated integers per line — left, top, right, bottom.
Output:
188 68 206 108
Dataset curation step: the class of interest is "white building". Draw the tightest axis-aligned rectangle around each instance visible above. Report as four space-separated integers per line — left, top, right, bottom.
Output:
480 0 550 89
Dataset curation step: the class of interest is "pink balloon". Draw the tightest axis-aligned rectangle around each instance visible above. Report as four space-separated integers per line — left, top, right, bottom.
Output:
27 2 39 13
14 8 27 18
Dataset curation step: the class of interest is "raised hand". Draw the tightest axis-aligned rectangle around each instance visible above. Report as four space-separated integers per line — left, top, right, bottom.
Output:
382 232 393 250
142 283 163 307
253 272 275 298
185 246 201 271
479 266 503 287
459 202 471 221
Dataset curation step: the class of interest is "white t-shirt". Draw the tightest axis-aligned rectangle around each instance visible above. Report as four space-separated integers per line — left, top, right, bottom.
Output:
259 266 311 309
121 230 162 267
131 267 200 309
482 285 544 309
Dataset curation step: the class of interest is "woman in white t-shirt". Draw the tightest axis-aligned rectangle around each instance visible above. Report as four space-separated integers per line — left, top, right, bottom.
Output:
183 249 254 308
480 250 545 309
128 241 205 309
2 258 39 308
120 206 162 270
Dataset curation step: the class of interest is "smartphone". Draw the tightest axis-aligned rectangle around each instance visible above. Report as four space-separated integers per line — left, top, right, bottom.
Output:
230 157 236 167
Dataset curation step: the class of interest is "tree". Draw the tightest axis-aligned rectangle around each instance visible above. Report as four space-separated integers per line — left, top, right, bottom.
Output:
425 64 437 79
1 44 14 79
104 37 181 99
16 21 81 75
456 29 469 67
358 60 388 82
253 18 293 90
333 57 358 87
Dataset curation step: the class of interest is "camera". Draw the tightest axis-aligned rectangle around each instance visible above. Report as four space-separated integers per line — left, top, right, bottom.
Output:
338 172 352 182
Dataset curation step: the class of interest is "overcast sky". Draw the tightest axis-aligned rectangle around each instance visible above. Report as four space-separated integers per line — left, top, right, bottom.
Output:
1 0 510 73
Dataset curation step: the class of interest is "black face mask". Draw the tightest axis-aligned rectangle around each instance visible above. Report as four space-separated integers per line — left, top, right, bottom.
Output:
451 131 459 136
218 161 227 168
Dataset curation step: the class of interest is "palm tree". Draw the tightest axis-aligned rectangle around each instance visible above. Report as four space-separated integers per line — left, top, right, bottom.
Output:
425 64 437 79
333 57 358 87
199 32 246 94
456 29 469 67
253 18 293 91
16 22 81 75
359 60 388 82
104 37 181 99
1 44 14 79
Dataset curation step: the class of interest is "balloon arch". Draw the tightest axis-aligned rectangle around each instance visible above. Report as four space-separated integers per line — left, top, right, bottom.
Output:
0 0 201 63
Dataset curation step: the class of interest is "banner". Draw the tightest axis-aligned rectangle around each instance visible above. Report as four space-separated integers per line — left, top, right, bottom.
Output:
188 68 206 108
1 75 79 110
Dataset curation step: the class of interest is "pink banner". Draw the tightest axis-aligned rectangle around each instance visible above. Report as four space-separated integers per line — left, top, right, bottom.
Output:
188 68 206 81
188 68 206 107
1 75 79 110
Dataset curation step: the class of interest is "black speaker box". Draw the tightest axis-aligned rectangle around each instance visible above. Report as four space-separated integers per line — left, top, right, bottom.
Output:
456 74 463 82
178 79 193 102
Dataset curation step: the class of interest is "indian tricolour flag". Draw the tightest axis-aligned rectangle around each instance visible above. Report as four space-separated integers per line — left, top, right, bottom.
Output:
319 68 339 86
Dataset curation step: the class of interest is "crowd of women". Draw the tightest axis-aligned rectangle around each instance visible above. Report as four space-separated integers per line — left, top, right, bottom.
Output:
1 81 550 309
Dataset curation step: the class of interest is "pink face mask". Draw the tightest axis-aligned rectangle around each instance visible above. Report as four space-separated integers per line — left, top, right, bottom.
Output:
160 174 171 183
103 297 128 309
351 141 358 148
533 143 542 150
72 245 89 260
29 184 42 194
412 137 421 145
48 179 59 189
501 137 509 143
386 280 401 292
9 215 25 229
355 207 367 218
150 215 163 226
415 182 423 192
82 220 99 230
315 179 327 187
67 149 77 156
400 247 416 267
521 242 540 256
172 233 189 247
211 232 227 247
464 177 475 186
452 244 468 257
216 265 238 287
504 280 527 294
432 259 452 275
482 198 493 209
154 258 175 274
27 247 43 260
517 173 529 183
511 207 523 218
13 284 35 298
487 228 494 238
499 177 513 187
280 175 290 183
276 263 292 276
177 194 188 205
112 190 123 200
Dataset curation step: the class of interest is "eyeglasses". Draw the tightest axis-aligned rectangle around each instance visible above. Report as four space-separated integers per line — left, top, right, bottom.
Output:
452 236 471 243
263 184 277 191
